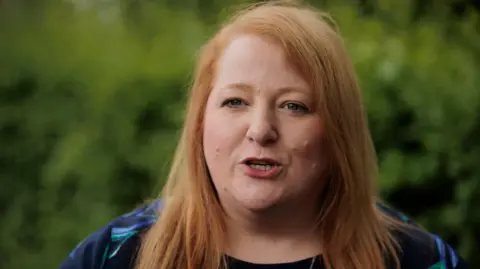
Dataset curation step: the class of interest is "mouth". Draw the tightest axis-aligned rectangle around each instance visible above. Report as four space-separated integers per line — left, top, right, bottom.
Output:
241 158 282 177
243 157 279 166
246 162 275 170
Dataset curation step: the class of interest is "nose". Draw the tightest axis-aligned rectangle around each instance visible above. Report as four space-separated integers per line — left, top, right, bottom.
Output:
246 108 278 145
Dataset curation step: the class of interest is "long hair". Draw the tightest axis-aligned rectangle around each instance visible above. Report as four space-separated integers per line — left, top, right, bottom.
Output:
135 1 403 269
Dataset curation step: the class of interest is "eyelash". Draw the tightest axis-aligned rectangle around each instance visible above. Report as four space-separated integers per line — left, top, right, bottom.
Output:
221 98 247 108
281 102 310 114
221 98 310 114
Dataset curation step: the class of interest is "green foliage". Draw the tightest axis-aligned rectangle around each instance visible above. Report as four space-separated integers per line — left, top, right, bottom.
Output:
334 5 480 263
0 0 478 268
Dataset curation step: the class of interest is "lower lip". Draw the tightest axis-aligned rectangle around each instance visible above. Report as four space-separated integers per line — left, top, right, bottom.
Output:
242 164 282 179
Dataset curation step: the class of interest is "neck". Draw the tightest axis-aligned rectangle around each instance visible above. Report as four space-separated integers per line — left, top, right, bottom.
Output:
223 199 322 264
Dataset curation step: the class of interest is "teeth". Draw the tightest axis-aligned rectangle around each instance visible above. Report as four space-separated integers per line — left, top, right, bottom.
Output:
249 164 274 170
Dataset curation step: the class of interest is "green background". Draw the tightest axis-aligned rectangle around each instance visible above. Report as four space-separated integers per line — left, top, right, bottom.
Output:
0 0 479 268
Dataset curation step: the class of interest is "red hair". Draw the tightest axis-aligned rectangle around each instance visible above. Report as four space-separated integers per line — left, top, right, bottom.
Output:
135 1 404 269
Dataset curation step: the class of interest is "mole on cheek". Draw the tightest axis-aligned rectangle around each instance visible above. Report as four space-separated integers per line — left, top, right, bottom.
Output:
303 140 309 148
294 140 310 151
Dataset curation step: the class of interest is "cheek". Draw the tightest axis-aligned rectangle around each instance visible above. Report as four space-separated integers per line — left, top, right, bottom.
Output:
289 125 326 167
294 139 324 163
202 110 239 165
290 137 327 191
203 133 221 160
203 117 223 162
203 112 243 193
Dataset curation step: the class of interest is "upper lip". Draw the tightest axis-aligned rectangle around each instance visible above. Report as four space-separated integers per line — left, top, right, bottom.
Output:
241 157 282 165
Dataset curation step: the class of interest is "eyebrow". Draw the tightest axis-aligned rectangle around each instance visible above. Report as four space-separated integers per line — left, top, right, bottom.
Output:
220 83 308 95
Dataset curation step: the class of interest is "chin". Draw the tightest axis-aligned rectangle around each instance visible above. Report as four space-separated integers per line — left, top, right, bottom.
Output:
235 195 283 213
219 176 286 213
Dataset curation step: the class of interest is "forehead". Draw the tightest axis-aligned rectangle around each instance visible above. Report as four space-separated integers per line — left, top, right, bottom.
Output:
220 34 283 65
213 34 309 92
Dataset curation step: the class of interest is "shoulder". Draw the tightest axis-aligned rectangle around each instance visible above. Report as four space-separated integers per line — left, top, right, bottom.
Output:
58 200 161 269
377 203 468 269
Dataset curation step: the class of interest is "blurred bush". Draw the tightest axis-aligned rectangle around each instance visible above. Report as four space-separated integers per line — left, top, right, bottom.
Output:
0 0 478 268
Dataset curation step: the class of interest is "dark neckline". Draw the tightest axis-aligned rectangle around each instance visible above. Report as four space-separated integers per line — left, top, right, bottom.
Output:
226 255 324 268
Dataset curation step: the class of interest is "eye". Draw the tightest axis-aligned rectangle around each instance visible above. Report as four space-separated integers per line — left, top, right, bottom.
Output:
221 98 247 108
282 102 310 114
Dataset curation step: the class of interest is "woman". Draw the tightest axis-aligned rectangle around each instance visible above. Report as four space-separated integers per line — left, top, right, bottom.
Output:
59 1 467 269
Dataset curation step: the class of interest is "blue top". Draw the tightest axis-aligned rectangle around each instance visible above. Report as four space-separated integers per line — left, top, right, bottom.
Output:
58 201 467 269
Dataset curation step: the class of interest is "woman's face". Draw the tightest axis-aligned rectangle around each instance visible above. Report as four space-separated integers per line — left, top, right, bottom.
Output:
203 34 326 212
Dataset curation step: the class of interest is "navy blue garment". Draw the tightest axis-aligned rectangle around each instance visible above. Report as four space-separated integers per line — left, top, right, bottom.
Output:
59 201 468 269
